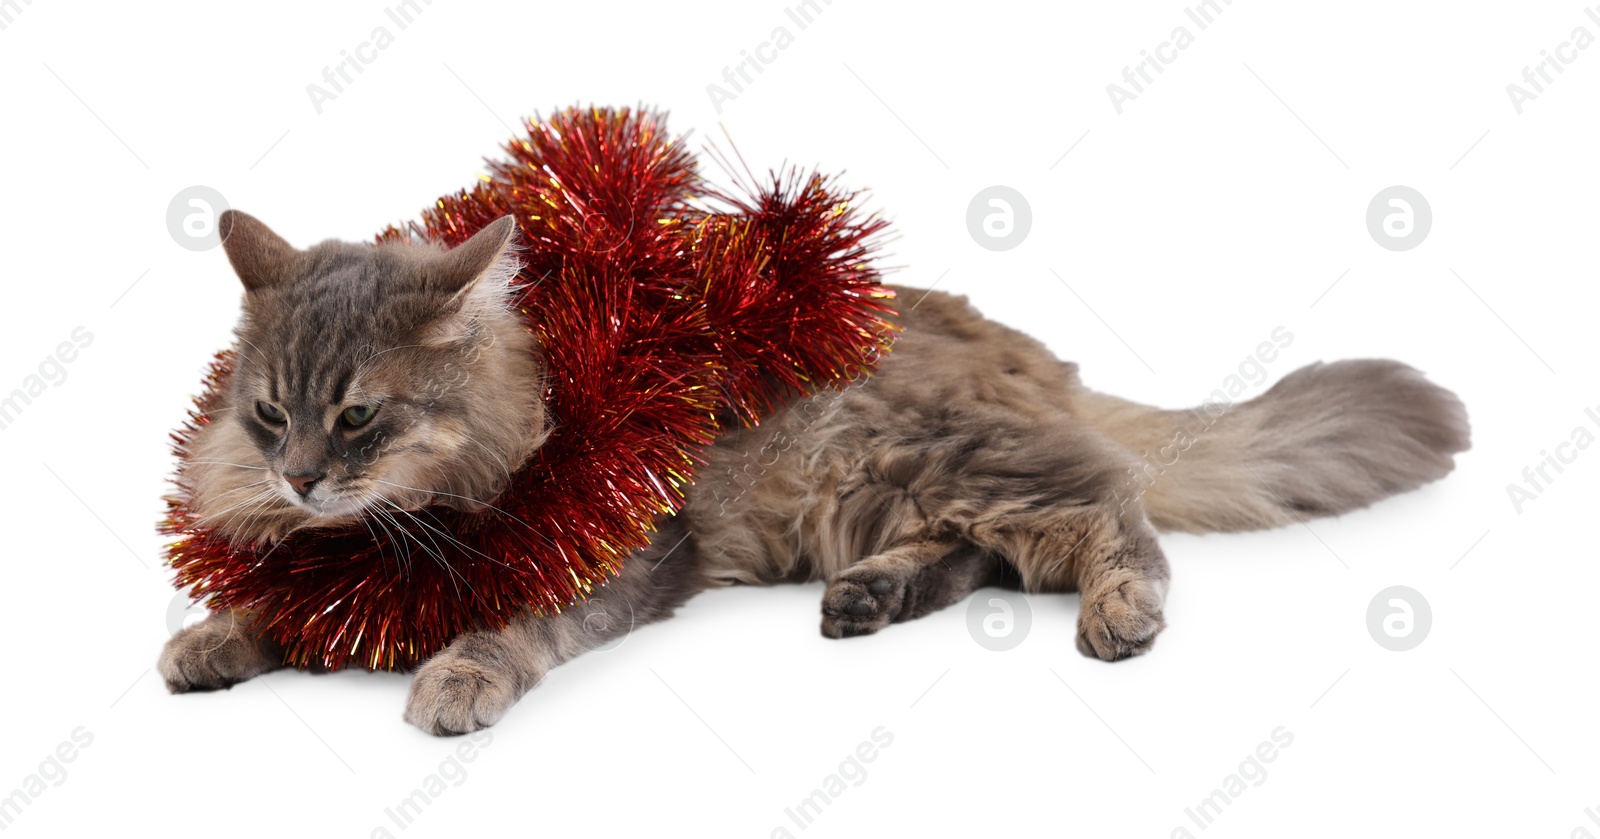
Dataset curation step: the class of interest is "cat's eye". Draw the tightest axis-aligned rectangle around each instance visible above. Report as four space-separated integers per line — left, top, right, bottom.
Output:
341 404 378 428
256 401 287 424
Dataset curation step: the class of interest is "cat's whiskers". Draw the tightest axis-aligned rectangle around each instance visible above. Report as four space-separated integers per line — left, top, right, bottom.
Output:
194 481 269 516
367 478 556 548
371 504 440 566
366 478 492 506
354 507 404 579
377 499 523 607
186 459 270 471
209 495 276 544
196 482 275 532
381 498 453 578
364 507 412 576
373 504 465 598
379 499 528 576
231 486 295 543
381 501 493 594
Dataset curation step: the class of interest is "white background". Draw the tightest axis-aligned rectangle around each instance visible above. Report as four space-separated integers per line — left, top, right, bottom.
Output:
1 1 1596 836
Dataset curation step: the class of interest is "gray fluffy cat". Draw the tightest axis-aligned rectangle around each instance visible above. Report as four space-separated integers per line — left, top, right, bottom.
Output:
159 211 1471 735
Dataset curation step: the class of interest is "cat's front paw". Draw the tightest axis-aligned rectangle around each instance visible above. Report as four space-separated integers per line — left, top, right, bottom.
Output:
1076 579 1166 662
404 640 523 736
821 566 909 639
159 612 282 692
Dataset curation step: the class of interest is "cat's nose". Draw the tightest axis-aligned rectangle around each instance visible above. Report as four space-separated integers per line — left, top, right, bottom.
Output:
285 472 324 497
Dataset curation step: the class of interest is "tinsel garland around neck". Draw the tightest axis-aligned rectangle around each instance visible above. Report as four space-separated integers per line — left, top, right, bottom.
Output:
162 106 898 671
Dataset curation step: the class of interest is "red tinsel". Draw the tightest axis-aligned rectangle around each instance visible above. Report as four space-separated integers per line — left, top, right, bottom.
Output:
162 106 897 671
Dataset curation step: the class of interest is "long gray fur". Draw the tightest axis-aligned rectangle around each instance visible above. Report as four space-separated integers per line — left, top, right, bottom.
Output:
159 214 1471 735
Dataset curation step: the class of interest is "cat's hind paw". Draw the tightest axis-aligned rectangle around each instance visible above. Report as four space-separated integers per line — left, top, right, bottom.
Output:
821 566 909 639
1075 579 1166 662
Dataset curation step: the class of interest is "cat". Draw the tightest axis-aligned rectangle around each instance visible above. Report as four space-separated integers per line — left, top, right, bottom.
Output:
159 210 1471 735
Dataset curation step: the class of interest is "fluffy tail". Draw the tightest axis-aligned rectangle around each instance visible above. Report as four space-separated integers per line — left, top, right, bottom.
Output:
1075 360 1471 533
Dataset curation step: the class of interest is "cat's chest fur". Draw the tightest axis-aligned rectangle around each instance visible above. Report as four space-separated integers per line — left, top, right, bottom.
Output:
678 286 1095 586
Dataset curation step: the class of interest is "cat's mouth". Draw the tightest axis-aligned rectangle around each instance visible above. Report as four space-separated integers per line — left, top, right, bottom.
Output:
300 495 371 519
270 464 446 522
283 479 435 522
279 481 371 520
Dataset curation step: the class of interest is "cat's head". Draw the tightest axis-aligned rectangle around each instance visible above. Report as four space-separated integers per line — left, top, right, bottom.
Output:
185 211 548 542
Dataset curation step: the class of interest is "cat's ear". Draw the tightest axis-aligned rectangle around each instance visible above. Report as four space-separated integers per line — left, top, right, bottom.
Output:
218 210 303 292
423 216 521 343
436 216 519 294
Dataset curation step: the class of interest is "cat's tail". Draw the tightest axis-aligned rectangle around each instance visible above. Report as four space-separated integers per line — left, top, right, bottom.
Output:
1073 360 1470 534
